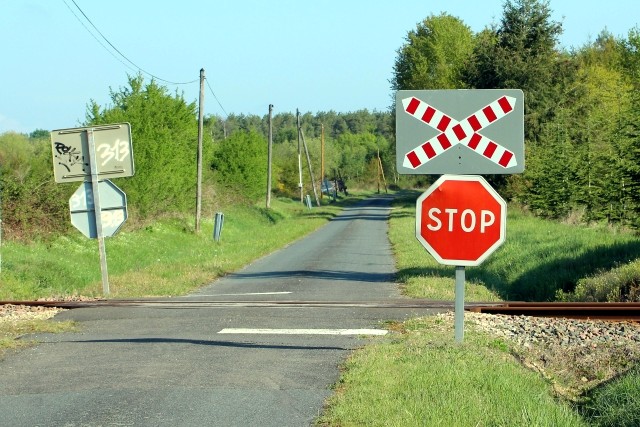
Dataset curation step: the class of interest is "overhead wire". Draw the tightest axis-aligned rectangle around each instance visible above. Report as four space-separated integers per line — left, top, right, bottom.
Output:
61 0 138 74
62 0 230 116
206 78 229 118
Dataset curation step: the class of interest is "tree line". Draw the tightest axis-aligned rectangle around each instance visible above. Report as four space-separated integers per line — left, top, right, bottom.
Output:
0 76 394 240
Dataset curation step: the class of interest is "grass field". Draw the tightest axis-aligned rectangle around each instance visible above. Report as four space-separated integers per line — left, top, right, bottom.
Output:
389 190 640 302
318 315 586 427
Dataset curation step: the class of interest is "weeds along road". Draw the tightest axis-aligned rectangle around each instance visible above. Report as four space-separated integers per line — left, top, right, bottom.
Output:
0 195 445 427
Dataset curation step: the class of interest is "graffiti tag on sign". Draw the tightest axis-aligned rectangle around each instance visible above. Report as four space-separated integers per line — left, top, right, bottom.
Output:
97 139 130 167
53 141 88 173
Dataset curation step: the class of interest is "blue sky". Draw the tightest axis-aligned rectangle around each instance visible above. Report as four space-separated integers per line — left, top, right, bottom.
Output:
1 0 638 134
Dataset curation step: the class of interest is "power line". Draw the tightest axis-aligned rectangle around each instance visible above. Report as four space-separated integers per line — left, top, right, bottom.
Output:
62 0 230 117
206 78 229 118
63 0 198 86
61 0 137 74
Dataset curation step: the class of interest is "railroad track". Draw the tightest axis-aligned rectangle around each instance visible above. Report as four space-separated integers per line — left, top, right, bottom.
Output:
1 299 640 322
470 302 640 322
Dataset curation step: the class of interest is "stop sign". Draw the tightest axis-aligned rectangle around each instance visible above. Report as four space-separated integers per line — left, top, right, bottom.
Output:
69 180 127 239
416 175 506 266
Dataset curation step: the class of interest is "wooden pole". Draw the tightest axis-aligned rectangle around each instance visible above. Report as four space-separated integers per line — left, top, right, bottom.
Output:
378 150 388 194
297 109 303 203
320 124 325 200
196 68 205 233
266 104 273 209
300 127 320 207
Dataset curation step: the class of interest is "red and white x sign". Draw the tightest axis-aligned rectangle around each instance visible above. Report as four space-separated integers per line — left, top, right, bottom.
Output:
402 96 518 169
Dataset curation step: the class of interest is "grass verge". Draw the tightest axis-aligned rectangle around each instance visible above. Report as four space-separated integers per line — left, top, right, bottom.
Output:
0 194 366 299
318 315 586 426
579 365 640 426
389 190 640 301
0 315 78 359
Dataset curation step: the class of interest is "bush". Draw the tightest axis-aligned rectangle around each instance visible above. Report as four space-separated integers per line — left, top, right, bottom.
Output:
1 132 72 240
211 130 267 201
85 75 208 218
558 259 640 302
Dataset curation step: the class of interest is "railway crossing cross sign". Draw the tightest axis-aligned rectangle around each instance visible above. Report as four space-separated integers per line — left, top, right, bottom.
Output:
396 89 524 175
416 175 506 267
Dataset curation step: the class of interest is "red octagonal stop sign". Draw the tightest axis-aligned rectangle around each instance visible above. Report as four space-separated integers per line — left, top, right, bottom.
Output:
416 175 506 266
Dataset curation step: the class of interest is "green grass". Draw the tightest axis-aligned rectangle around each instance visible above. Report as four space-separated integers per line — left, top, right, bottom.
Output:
0 317 78 358
390 190 640 301
579 365 640 427
0 194 364 299
318 316 586 427
318 189 640 426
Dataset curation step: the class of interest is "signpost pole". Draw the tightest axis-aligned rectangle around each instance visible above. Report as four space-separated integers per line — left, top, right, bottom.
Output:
454 266 465 343
87 128 110 295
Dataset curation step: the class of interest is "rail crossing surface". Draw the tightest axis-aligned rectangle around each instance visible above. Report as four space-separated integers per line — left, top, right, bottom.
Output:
0 195 444 426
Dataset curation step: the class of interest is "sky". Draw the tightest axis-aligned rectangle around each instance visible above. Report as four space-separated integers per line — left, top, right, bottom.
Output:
1 0 639 134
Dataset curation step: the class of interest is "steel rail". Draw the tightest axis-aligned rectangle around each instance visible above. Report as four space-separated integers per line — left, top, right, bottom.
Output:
469 302 640 322
2 300 640 321
0 299 496 310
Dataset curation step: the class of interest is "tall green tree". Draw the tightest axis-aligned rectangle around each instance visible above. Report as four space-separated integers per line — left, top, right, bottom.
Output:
391 13 474 91
463 0 563 142
211 131 267 201
85 75 204 218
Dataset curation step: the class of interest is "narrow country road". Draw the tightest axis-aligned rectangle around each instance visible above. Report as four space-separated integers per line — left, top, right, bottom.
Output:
0 195 442 426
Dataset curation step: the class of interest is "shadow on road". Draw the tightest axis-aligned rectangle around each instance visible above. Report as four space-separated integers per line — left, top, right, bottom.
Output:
227 269 394 283
64 338 347 351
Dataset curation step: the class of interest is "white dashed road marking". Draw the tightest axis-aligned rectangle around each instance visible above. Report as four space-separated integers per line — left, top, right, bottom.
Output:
218 328 388 336
190 292 293 297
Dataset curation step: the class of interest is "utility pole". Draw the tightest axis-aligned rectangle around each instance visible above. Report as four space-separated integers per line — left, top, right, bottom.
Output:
320 124 325 199
377 149 388 194
195 68 205 233
296 109 303 203
0 172 2 274
266 104 273 209
300 126 320 207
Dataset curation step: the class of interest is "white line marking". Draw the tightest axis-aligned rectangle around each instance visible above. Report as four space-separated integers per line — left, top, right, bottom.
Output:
190 292 293 297
218 328 388 336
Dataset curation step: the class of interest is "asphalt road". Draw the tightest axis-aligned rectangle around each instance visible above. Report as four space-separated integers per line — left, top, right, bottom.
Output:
0 195 444 426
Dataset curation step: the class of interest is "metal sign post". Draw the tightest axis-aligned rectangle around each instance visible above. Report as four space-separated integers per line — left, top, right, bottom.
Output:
397 90 525 344
455 266 465 342
87 129 110 295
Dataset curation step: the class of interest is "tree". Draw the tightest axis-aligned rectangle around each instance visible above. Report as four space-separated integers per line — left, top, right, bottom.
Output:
463 0 563 142
391 13 474 91
29 129 50 140
0 132 71 239
85 74 204 217
211 130 267 200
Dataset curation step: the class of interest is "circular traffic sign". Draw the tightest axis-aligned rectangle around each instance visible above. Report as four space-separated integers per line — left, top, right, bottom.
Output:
415 175 506 266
